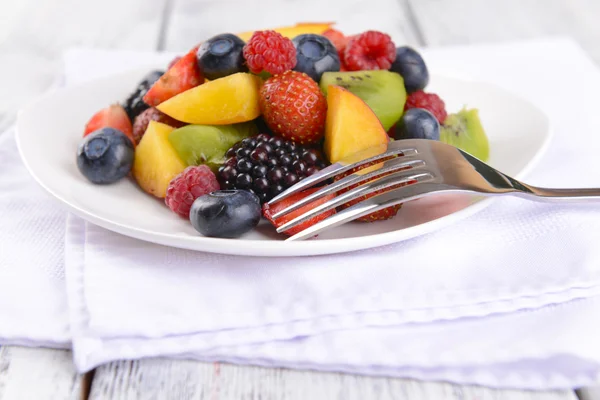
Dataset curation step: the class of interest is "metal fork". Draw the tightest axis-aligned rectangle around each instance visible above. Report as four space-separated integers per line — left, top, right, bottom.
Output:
267 139 600 241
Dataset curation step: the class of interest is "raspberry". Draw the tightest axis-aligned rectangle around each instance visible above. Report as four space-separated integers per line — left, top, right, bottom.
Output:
165 166 220 218
259 71 327 145
243 30 297 75
132 107 186 145
343 31 396 71
218 134 328 204
404 91 448 124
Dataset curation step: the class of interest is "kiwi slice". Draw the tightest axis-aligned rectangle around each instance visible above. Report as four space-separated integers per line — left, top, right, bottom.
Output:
319 70 406 131
168 121 258 171
440 108 490 162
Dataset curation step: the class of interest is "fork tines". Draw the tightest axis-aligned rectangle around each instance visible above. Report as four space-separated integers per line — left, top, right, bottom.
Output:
266 142 434 240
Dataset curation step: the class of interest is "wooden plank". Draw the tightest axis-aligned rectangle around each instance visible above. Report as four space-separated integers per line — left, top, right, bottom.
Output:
577 388 600 400
0 0 167 116
407 0 600 63
90 359 578 400
0 347 82 400
163 0 421 53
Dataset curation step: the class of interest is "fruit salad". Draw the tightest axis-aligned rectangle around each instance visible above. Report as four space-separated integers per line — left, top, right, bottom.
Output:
76 23 490 239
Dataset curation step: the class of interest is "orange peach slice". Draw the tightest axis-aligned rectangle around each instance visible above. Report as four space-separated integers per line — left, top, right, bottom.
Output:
236 22 334 42
157 73 262 125
323 85 389 163
133 121 186 198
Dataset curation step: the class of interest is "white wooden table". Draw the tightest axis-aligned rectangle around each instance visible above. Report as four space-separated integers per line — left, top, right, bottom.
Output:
1 0 599 398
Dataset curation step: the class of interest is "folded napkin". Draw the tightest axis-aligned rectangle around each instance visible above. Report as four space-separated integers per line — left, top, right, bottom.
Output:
63 37 600 390
0 128 70 348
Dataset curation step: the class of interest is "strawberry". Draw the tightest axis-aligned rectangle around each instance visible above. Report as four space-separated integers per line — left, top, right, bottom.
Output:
323 29 356 71
259 71 327 145
386 123 397 138
143 45 204 107
336 159 415 222
83 104 134 145
262 187 336 237
323 28 348 57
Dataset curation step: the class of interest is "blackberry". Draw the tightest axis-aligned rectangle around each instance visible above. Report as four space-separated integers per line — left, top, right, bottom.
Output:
122 70 164 121
218 135 328 204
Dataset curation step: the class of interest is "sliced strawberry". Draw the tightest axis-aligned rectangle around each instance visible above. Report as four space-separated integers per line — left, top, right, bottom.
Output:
262 187 336 237
83 104 134 144
143 45 204 107
336 159 415 222
386 123 397 138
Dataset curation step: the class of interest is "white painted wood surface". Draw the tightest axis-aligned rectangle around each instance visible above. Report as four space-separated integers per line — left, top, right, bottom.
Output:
0 347 82 400
407 0 600 63
0 0 166 117
89 359 578 400
0 0 598 398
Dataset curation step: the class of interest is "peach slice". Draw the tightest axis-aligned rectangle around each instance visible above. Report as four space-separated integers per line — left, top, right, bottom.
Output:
156 73 262 125
236 22 334 42
133 121 186 198
323 85 390 163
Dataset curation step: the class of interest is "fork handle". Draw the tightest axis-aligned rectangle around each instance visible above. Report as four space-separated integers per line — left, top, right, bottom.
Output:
515 185 600 202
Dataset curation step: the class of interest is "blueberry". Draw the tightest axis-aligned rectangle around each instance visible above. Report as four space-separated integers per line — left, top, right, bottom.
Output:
122 70 163 121
76 127 134 184
390 46 429 93
395 108 440 141
196 33 248 80
292 34 340 82
190 190 261 238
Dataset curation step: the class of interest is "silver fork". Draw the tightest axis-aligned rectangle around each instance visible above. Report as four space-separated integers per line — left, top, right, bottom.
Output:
267 139 600 241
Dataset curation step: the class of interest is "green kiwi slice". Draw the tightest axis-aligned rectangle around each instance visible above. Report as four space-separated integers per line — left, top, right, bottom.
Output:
319 70 407 131
440 108 490 162
168 121 258 171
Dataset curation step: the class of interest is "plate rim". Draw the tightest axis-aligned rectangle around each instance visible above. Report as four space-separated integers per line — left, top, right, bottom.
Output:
15 69 553 257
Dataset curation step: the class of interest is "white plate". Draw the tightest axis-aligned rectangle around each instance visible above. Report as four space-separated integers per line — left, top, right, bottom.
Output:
16 68 551 257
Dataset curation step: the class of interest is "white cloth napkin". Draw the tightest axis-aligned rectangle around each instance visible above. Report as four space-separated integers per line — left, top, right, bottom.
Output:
62 37 600 390
0 129 70 348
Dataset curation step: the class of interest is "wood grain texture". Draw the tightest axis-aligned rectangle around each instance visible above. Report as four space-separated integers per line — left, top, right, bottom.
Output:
407 0 600 63
90 359 578 400
0 0 167 116
0 347 81 400
163 0 421 53
578 387 600 400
